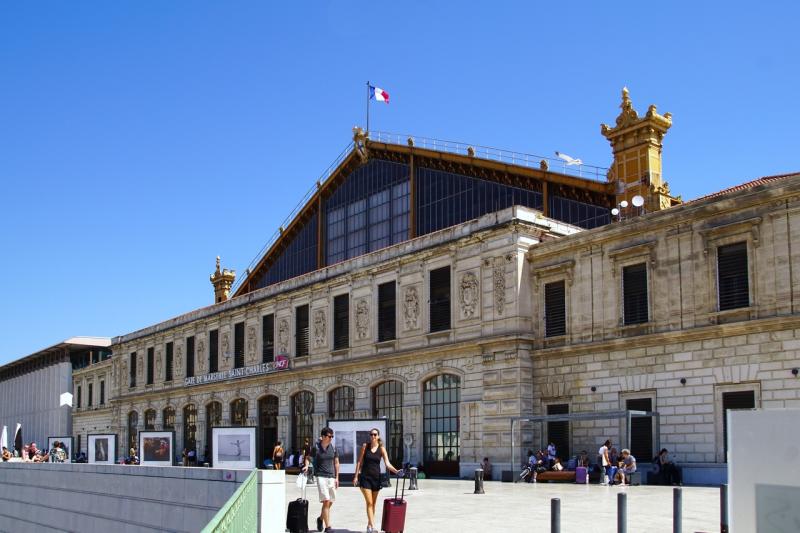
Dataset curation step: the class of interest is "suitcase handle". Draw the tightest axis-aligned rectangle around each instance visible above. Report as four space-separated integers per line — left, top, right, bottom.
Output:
393 470 407 501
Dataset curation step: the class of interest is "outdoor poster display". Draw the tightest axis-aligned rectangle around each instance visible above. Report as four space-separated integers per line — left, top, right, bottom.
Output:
139 431 175 466
212 426 256 469
47 436 73 463
87 433 117 465
327 419 389 474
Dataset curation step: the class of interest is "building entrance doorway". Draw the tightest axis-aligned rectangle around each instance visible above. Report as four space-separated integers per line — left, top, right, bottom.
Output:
423 374 461 477
259 395 279 468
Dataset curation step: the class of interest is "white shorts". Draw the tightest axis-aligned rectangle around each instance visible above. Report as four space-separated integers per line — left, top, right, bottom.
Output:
316 476 337 502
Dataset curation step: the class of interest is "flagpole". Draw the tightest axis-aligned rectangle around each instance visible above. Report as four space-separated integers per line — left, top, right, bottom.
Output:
366 81 370 135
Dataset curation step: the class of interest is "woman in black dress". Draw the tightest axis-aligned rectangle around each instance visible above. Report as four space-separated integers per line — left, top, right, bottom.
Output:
353 428 400 533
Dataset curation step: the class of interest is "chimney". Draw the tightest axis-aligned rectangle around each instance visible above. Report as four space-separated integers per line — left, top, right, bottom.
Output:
601 87 680 213
210 256 236 303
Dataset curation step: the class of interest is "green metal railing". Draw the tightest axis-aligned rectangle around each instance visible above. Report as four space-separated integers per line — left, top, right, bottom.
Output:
202 469 258 533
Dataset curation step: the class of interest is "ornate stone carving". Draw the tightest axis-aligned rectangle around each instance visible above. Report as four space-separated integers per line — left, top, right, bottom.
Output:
493 261 506 315
403 286 420 330
175 344 183 373
137 354 144 380
313 309 327 348
246 325 257 363
278 318 290 354
356 299 370 340
197 340 206 372
156 351 163 380
458 271 479 319
221 332 230 361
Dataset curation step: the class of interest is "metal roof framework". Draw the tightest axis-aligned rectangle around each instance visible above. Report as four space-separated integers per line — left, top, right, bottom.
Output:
509 409 661 466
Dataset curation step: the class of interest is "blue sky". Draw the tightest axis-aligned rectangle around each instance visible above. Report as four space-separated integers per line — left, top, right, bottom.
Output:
1 2 798 365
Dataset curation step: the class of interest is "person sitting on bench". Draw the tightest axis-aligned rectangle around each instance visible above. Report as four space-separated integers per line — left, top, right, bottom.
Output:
614 449 636 485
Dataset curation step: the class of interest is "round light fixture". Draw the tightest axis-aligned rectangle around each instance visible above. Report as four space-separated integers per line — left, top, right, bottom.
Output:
611 208 620 216
620 200 629 208
632 195 645 207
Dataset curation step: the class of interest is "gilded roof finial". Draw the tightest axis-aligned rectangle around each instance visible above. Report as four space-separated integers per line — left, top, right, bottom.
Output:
615 86 639 127
215 256 221 274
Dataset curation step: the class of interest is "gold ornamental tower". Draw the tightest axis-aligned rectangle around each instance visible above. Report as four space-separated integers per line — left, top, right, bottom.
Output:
210 256 236 303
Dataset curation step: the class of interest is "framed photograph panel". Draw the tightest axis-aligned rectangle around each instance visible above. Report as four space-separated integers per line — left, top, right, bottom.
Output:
212 426 256 469
88 433 117 465
47 436 73 463
139 431 175 466
327 419 389 474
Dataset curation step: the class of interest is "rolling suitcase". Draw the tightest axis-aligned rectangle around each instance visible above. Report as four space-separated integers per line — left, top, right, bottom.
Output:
381 472 407 533
575 466 588 484
287 472 309 533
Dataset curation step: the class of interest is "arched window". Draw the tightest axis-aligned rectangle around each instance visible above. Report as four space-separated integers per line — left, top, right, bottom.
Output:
183 404 197 452
258 396 279 467
292 391 314 452
205 401 222 464
423 374 461 476
128 411 139 453
328 386 355 420
144 409 156 430
373 380 404 466
231 398 248 426
163 406 176 430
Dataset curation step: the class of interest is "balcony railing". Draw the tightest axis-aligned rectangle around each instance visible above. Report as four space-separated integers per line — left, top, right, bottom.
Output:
201 469 258 533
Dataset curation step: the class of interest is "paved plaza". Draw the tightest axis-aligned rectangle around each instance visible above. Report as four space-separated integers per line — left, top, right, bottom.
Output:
284 476 721 533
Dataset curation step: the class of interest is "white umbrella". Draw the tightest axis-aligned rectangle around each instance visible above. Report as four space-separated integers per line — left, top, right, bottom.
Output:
1 426 7 450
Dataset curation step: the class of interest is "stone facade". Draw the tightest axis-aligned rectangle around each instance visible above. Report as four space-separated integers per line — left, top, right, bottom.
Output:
72 357 114 454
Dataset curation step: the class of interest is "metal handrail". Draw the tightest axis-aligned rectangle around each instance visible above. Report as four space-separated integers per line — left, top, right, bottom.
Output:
202 469 258 533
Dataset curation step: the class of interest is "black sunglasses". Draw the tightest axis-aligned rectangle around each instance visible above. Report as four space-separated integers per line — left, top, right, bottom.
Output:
370 433 379 436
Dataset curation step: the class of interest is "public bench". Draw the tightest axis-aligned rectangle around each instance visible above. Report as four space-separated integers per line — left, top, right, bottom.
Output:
536 470 575 482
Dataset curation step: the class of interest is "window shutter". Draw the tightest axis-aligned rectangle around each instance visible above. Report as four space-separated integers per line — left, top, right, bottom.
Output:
333 295 350 350
186 336 195 377
296 305 309 356
378 282 396 342
544 280 566 337
718 242 749 310
262 314 274 363
165 342 174 381
623 263 648 325
234 322 245 368
429 267 451 332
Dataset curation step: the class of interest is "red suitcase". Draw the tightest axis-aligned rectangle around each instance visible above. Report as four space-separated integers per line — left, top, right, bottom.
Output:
381 472 407 533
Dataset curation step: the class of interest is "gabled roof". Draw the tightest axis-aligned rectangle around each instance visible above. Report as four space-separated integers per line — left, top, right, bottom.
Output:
686 172 800 204
232 133 615 297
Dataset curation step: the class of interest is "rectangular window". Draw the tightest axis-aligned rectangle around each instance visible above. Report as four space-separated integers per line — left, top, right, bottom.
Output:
165 342 173 381
100 381 105 405
546 403 570 460
429 266 451 332
722 390 755 461
77 386 82 408
622 263 648 325
262 314 274 363
296 305 309 357
146 347 154 385
544 280 566 337
88 383 93 406
378 281 396 342
129 352 137 387
209 330 219 373
186 336 195 377
626 398 653 462
333 294 349 350
718 242 749 311
234 322 245 368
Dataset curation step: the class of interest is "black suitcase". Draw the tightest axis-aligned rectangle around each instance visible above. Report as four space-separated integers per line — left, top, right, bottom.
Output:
287 473 309 533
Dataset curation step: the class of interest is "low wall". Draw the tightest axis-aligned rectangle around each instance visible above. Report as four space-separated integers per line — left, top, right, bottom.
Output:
0 463 253 532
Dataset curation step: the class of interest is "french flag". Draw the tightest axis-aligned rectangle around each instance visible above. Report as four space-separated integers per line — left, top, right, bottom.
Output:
369 85 390 104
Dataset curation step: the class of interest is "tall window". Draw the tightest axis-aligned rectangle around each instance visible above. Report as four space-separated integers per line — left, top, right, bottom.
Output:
296 305 309 357
186 336 195 378
163 406 176 430
88 383 93 407
206 401 222 463
546 403 569 460
328 386 355 420
292 391 314 452
622 263 648 325
258 396 279 467
234 322 245 368
722 390 755 461
333 295 349 350
209 329 219 373
100 381 105 405
544 280 567 337
423 374 460 475
77 385 82 408
165 342 174 381
144 409 156 430
183 404 197 452
718 242 749 311
146 347 154 385
231 398 248 426
129 352 137 387
429 267 451 332
373 381 404 465
262 314 275 363
128 411 138 453
378 281 396 342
